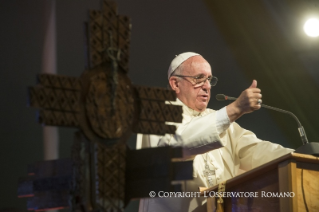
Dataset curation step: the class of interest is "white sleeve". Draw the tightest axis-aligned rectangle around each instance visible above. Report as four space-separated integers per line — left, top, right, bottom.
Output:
215 106 231 134
158 112 224 157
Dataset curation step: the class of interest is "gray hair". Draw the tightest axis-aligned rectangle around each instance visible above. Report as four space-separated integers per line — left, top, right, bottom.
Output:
171 63 184 76
167 63 185 89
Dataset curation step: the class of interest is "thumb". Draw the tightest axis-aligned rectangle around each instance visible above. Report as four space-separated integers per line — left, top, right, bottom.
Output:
249 79 257 88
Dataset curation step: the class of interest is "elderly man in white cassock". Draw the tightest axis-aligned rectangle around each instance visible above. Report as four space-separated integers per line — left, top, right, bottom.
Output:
137 52 294 212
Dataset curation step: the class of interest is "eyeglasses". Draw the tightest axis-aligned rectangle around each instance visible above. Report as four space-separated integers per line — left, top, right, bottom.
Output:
173 74 218 87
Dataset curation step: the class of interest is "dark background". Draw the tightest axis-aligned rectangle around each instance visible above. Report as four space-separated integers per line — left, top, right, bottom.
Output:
1 0 318 210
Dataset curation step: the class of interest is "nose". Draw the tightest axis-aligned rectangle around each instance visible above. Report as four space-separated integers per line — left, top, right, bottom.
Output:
201 79 211 93
202 78 211 89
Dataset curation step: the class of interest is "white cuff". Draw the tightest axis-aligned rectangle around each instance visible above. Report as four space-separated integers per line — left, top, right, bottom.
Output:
215 106 231 134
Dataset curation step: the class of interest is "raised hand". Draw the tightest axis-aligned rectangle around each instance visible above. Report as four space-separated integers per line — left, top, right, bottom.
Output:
226 80 262 122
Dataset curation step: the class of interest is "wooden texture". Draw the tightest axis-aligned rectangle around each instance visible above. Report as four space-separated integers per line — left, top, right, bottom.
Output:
278 160 298 212
88 0 131 72
28 74 81 127
19 132 193 211
81 65 136 141
27 0 182 141
133 86 182 135
22 0 189 211
202 153 319 212
296 163 319 211
223 169 279 212
94 142 127 211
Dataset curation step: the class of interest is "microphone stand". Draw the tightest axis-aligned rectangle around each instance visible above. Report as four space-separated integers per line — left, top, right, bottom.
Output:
216 94 319 157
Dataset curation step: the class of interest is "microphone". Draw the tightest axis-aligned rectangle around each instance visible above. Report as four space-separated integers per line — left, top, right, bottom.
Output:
216 94 319 156
216 94 237 101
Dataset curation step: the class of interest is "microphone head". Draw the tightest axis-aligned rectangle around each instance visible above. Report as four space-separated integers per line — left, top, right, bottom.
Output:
216 94 226 101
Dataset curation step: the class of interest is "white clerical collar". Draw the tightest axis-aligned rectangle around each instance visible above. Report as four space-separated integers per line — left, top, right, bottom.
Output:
173 98 206 117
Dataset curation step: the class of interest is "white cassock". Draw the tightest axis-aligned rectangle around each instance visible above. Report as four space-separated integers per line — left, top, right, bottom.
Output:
137 99 294 212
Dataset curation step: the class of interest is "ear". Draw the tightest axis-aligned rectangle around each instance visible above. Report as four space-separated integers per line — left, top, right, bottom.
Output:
169 77 180 94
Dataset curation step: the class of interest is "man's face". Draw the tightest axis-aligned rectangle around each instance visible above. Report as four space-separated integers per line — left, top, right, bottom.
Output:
175 56 212 112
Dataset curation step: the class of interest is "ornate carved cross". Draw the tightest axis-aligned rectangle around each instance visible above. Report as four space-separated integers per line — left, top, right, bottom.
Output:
18 1 193 211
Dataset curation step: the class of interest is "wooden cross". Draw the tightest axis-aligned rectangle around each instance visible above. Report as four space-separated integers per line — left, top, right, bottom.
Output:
18 1 193 211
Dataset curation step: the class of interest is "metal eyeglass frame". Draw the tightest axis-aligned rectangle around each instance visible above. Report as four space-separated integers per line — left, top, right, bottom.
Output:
172 74 218 87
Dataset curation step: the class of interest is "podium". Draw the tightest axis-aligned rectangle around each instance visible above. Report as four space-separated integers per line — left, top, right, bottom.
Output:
202 153 319 211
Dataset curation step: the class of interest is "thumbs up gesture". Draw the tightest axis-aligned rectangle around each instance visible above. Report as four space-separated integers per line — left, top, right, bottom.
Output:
226 80 262 122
